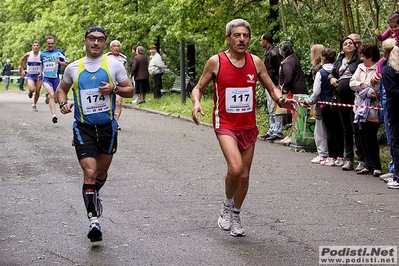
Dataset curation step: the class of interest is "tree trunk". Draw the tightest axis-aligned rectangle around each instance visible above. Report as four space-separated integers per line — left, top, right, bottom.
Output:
269 0 280 38
341 0 350 35
346 0 355 33
290 0 311 43
355 0 361 34
280 0 287 34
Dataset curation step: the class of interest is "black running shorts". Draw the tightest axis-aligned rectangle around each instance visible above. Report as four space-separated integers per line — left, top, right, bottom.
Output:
73 120 118 161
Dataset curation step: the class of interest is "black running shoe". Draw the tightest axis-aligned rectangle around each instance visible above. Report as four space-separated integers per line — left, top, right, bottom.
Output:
28 91 33 98
45 92 49 104
52 116 58 123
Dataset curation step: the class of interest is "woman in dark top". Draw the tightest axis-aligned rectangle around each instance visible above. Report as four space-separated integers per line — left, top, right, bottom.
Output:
278 41 308 95
329 37 362 171
277 41 308 145
131 46 150 104
382 46 399 188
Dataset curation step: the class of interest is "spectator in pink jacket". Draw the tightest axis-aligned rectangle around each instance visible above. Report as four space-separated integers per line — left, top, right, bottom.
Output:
375 11 399 44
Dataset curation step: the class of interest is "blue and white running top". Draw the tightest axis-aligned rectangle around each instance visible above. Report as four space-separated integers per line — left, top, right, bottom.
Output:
63 55 128 125
40 49 67 78
26 51 41 76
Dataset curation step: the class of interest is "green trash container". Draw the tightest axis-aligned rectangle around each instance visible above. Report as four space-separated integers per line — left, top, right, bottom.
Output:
290 95 316 152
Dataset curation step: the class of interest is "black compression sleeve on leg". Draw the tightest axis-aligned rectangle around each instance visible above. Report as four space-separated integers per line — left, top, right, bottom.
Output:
82 184 97 219
95 173 108 192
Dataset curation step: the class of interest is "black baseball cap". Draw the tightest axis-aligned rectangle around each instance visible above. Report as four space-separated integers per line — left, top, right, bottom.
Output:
85 25 107 38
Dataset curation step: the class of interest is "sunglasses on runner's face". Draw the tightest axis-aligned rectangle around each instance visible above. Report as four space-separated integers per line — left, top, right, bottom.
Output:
86 35 106 42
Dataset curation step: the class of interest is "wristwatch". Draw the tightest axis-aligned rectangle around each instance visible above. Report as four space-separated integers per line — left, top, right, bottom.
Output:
59 101 68 109
275 96 283 108
112 84 118 94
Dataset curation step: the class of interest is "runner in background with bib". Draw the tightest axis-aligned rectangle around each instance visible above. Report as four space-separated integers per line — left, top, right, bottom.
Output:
20 40 42 112
40 36 68 123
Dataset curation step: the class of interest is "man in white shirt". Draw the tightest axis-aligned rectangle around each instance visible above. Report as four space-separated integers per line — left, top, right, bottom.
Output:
148 45 167 98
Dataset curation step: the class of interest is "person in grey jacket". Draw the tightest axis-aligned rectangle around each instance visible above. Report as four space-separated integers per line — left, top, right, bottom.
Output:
260 33 283 141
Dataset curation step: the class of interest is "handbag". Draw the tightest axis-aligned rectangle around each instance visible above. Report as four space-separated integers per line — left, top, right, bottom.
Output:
366 88 383 124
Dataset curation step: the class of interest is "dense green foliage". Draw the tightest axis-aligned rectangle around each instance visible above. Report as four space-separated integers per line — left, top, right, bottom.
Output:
0 0 396 78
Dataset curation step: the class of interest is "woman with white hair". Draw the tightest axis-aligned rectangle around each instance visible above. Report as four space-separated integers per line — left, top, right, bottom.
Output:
107 40 128 130
131 46 150 104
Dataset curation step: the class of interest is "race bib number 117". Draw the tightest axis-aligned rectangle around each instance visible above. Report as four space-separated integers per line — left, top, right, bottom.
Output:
225 87 253 113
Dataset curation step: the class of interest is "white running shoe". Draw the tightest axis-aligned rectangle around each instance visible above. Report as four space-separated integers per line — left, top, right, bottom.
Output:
217 204 232 230
279 135 291 146
380 173 393 182
355 161 366 172
87 222 102 242
230 214 245 237
311 155 325 164
321 157 335 166
385 177 394 184
335 157 345 166
341 160 354 171
387 179 399 189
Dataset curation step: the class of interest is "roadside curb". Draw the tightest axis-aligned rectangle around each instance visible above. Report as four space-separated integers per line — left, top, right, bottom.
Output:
122 103 213 128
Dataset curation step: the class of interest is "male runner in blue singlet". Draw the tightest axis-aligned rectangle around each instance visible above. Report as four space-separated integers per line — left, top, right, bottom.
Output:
40 36 68 123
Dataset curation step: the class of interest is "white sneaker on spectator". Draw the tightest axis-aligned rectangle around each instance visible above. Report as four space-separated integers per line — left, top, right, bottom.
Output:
385 177 394 184
321 157 335 166
341 160 354 171
355 161 366 172
279 135 291 146
335 157 345 167
311 155 325 164
380 172 393 182
387 179 399 189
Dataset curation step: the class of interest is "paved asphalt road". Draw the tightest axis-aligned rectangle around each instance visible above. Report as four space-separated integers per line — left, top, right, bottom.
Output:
0 91 398 266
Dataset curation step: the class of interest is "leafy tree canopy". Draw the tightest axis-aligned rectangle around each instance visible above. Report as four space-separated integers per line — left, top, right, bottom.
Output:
0 0 396 80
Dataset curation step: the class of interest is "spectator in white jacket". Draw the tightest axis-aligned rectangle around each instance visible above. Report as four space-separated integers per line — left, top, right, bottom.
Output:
148 45 168 98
